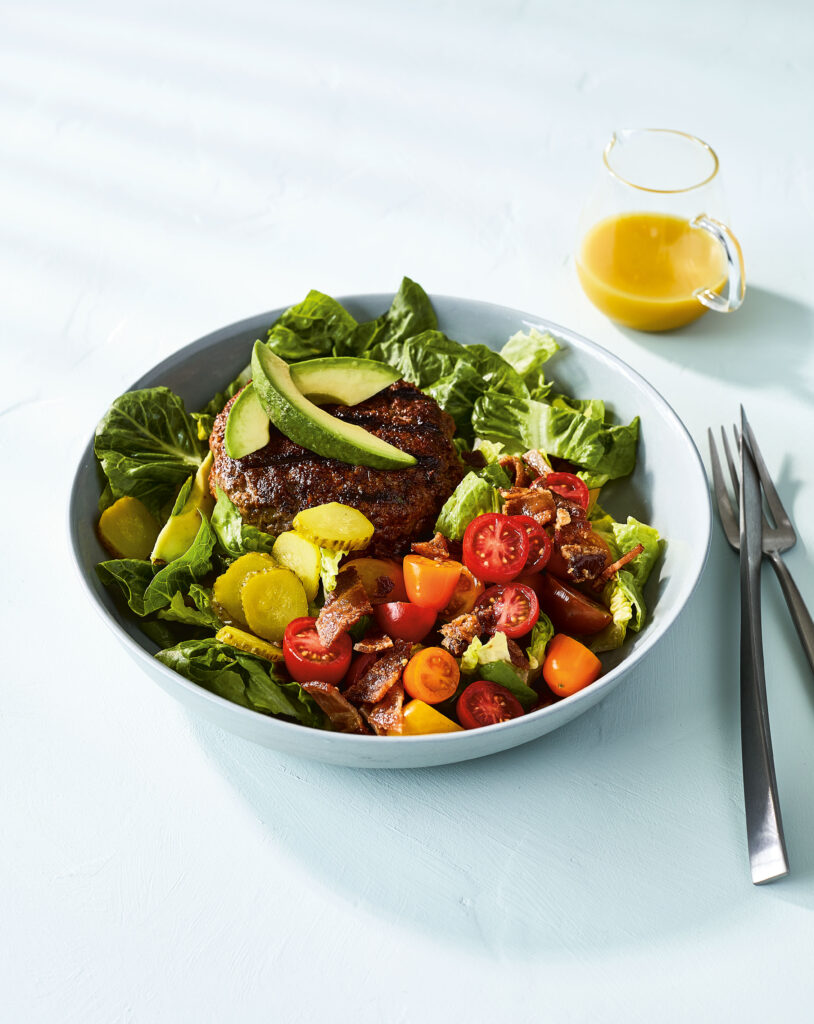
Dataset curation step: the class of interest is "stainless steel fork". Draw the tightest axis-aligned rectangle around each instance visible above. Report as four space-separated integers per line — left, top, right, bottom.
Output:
708 413 814 680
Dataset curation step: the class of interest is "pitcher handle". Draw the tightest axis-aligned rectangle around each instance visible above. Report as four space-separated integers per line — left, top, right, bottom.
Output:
691 213 746 313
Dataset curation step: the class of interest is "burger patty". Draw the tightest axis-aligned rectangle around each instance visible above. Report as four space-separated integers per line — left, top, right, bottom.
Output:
209 380 464 556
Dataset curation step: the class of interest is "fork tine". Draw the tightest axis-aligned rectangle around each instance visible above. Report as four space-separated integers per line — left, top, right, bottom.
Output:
708 428 739 547
720 426 741 499
740 407 794 531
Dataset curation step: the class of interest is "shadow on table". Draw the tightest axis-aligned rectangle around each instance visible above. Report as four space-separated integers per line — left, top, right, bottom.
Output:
615 287 814 403
189 562 814 957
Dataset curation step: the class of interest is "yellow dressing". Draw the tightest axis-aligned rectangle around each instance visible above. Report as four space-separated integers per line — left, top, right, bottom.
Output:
577 212 727 332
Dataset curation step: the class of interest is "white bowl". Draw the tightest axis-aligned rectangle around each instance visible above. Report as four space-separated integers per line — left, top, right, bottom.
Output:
68 294 711 768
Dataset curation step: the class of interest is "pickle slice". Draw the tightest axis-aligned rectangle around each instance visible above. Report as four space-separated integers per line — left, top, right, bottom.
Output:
293 503 374 552
271 531 321 601
240 566 308 644
212 552 277 628
216 626 284 662
98 497 161 560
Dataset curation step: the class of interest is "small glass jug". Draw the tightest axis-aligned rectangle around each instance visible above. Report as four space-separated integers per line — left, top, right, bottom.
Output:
576 129 745 332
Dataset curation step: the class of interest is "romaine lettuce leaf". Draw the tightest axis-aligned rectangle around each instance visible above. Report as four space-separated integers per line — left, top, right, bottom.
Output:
526 614 555 674
500 327 559 398
96 558 156 617
588 572 638 653
94 387 206 518
212 488 276 559
612 517 661 589
435 471 501 541
319 549 345 593
157 586 222 631
266 290 359 361
155 639 328 727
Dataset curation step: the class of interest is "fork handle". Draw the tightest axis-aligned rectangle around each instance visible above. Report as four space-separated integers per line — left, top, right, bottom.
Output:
768 551 814 678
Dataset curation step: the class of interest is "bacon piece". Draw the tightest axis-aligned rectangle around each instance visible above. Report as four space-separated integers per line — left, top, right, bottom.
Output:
362 682 405 736
500 485 556 526
344 640 411 704
371 575 395 600
411 532 450 560
440 611 482 656
601 543 645 581
301 681 368 734
353 633 394 654
316 567 373 648
499 455 531 488
556 519 609 584
523 449 552 479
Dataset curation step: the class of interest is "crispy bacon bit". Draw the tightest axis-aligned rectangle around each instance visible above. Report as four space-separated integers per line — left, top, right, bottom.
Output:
523 449 552 478
499 455 531 488
601 543 645 581
344 640 411 704
505 637 531 684
499 486 556 526
353 633 394 654
555 506 572 529
440 611 482 655
301 681 368 733
461 449 487 469
363 682 405 736
411 532 451 560
372 575 395 600
556 519 609 584
316 567 373 648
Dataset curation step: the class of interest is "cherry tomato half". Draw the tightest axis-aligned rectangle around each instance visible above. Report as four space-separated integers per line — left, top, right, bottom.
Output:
535 573 612 635
509 515 553 572
462 513 529 584
402 555 463 611
476 583 539 639
374 601 437 642
403 647 460 704
283 616 352 686
543 633 602 696
543 472 590 510
440 567 485 621
457 680 525 729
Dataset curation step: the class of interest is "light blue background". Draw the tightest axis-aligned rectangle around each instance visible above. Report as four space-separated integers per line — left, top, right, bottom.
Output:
2 0 813 1020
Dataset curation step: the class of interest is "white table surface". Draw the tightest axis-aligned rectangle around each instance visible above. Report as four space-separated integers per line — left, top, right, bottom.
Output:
3 1 814 1020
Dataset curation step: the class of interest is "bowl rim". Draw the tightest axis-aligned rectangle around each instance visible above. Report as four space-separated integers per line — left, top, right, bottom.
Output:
68 292 712 748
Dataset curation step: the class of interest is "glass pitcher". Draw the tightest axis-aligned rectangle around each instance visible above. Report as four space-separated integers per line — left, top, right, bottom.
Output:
576 129 745 332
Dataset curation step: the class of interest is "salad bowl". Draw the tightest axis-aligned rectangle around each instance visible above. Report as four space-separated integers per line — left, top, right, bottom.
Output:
68 294 711 768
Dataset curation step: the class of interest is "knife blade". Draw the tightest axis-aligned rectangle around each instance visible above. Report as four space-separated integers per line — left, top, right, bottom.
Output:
739 405 789 884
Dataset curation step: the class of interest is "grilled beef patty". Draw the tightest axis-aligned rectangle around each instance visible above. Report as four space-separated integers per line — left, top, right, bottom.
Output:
209 380 464 556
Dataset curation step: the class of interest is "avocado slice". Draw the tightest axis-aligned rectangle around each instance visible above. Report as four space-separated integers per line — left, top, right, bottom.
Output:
224 383 270 459
150 451 215 563
290 357 399 406
250 342 417 470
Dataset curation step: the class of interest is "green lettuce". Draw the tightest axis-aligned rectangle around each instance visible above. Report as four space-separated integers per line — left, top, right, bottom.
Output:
266 290 359 361
500 328 559 398
612 517 661 588
157 586 222 631
155 639 327 727
348 276 439 354
212 488 276 559
94 387 206 517
319 549 346 593
459 632 537 710
435 472 501 541
526 614 555 674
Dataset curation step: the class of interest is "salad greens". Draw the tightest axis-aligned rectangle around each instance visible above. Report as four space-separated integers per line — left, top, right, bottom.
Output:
93 275 662 730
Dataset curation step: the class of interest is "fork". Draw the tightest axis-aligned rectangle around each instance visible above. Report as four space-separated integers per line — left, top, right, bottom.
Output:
708 414 814 680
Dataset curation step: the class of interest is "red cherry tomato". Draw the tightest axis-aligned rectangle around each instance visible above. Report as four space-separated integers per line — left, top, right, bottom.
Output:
541 472 590 510
536 573 612 635
374 601 437 642
508 515 553 572
476 583 539 638
283 617 352 686
462 513 529 584
457 680 525 729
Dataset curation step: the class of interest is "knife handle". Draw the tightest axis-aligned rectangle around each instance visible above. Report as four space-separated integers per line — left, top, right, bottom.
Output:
740 554 789 884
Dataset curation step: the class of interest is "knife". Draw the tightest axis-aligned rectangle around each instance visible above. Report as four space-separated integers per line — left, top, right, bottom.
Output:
739 405 789 884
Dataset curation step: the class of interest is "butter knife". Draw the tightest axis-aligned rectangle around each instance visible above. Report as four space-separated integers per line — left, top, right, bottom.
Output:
739 406 789 884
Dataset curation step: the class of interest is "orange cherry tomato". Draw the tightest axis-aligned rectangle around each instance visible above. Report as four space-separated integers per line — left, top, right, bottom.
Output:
440 566 485 621
542 633 602 697
402 555 462 611
403 646 460 704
